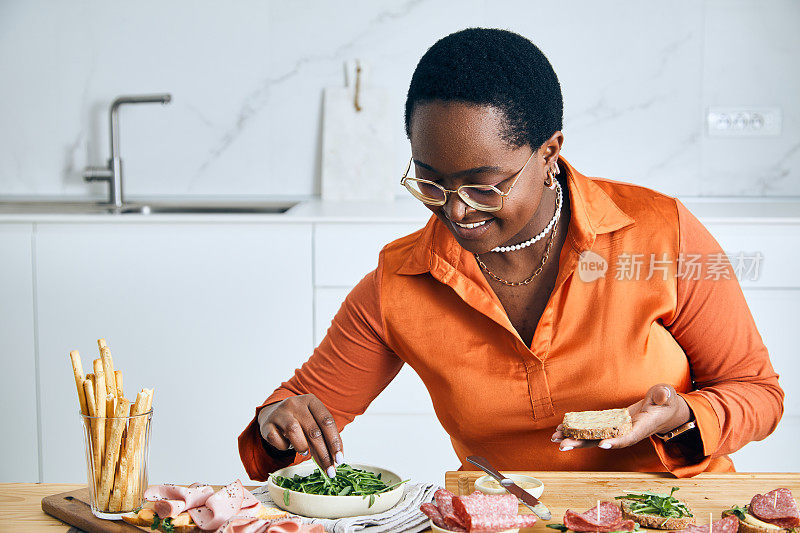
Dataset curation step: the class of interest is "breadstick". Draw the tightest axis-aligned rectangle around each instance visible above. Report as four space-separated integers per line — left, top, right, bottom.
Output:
106 393 116 437
92 359 106 472
109 443 127 512
69 351 88 416
97 397 130 511
115 370 123 398
98 339 116 398
82 379 100 484
121 389 150 511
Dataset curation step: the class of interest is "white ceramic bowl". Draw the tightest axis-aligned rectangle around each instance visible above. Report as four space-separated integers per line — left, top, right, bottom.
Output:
430 519 519 533
473 474 544 498
267 462 405 518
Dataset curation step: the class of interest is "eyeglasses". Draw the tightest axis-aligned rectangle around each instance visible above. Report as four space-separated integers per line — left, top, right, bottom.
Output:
400 150 534 212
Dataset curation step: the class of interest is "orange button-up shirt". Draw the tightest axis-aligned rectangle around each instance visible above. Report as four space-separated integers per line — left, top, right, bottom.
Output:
239 157 783 479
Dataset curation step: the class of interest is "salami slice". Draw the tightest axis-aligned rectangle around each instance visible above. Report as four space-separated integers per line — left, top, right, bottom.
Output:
564 502 625 532
465 512 538 532
675 514 739 533
749 488 800 528
421 502 449 530
435 489 467 529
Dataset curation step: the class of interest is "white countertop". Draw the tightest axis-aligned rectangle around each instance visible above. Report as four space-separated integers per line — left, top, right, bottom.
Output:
0 196 798 224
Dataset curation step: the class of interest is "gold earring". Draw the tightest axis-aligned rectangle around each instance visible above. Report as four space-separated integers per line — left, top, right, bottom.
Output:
545 163 558 190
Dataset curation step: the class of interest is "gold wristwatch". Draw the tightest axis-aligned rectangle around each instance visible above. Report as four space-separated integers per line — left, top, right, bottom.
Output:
654 417 697 441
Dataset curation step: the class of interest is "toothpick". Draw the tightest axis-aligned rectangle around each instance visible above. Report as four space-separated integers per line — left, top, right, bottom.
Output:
710 512 713 533
597 500 600 522
774 491 778 509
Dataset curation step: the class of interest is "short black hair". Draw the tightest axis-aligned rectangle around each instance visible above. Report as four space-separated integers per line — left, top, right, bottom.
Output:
405 28 563 150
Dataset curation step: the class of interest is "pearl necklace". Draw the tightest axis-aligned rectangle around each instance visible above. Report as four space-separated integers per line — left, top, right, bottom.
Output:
490 180 563 253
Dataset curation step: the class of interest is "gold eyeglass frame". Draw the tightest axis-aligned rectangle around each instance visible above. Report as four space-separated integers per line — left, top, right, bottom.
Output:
400 150 535 212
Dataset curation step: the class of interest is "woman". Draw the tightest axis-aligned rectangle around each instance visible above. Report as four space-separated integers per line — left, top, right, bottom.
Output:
239 28 783 479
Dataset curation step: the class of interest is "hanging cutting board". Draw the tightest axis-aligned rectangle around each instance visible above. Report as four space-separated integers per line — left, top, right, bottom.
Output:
321 60 395 202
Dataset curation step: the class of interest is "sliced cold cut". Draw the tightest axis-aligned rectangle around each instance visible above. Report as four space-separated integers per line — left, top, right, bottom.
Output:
675 514 740 533
464 512 538 532
435 489 467 529
189 480 246 531
564 502 626 532
749 488 800 528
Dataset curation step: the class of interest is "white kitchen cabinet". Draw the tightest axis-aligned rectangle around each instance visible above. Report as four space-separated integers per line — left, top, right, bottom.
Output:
704 223 800 288
313 223 423 287
731 415 800 472
340 413 458 485
742 289 800 415
728 289 800 471
0 224 38 482
34 223 313 484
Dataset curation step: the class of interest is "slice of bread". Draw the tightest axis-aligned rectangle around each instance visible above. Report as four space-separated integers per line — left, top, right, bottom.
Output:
620 499 695 530
721 509 799 533
562 408 632 440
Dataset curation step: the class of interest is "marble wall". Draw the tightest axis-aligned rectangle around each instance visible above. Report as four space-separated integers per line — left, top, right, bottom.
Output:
0 0 797 198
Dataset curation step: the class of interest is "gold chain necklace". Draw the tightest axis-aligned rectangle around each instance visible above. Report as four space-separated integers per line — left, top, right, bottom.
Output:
474 224 556 286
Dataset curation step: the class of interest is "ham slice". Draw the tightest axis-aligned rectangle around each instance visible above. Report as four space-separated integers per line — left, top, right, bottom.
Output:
144 483 214 511
144 482 215 518
241 488 261 509
189 480 246 531
563 502 625 531
152 499 187 519
749 488 800 528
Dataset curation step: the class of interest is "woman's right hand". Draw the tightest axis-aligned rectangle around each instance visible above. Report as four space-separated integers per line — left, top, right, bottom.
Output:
257 394 344 478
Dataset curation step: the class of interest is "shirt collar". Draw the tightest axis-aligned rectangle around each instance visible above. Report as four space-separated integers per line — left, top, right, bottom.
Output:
396 155 635 276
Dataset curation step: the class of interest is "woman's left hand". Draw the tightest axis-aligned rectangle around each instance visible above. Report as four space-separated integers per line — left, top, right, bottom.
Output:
550 383 692 451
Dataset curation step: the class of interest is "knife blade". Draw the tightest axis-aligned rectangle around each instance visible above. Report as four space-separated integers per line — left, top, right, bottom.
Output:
465 455 552 521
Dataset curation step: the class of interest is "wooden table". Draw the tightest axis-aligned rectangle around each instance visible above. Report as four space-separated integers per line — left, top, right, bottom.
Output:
3 473 800 532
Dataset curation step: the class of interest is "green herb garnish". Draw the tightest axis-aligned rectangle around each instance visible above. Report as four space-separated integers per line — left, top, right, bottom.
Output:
615 487 693 518
149 514 173 533
271 463 408 501
726 505 750 520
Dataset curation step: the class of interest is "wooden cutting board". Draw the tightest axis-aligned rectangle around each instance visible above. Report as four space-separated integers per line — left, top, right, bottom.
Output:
41 487 143 532
445 471 800 532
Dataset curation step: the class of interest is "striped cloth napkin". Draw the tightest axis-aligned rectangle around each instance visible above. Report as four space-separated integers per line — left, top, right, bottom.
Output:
251 482 441 533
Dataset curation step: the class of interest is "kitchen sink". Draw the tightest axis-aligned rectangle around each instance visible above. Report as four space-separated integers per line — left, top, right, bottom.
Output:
0 200 298 215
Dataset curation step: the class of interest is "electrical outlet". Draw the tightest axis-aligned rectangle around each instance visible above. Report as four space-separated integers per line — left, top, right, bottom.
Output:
707 107 782 137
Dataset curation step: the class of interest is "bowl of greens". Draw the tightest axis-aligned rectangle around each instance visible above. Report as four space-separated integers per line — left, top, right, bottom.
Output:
267 461 408 518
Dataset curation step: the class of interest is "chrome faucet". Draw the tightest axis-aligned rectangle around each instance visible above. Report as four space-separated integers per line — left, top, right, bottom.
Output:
84 94 172 208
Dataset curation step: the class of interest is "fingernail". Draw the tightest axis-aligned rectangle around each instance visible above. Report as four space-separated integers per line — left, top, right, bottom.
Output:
299 449 309 456
327 466 337 478
335 451 344 465
560 445 573 452
598 442 612 449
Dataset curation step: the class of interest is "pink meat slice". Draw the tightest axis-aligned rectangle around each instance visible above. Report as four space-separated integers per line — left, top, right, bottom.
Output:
268 520 324 533
676 514 739 533
564 502 624 531
422 502 463 530
466 513 539 532
215 518 271 533
749 488 800 528
144 483 214 510
241 488 261 509
153 499 187 519
452 491 519 528
189 480 246 531
436 489 467 529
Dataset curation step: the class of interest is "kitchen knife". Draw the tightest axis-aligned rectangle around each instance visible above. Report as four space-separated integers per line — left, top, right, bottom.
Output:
465 455 552 521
